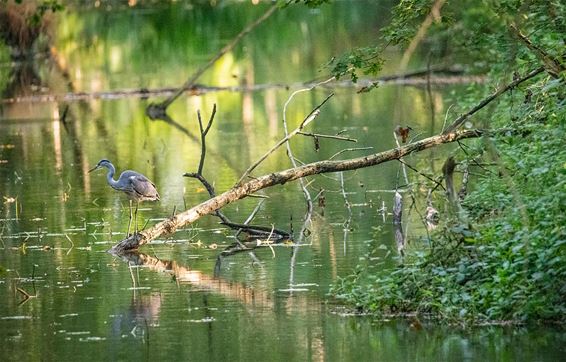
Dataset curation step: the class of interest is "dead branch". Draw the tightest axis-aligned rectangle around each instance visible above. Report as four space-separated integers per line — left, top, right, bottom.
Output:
220 221 290 241
281 82 335 215
184 172 230 224
393 191 405 255
510 24 564 78
297 131 357 143
110 129 485 253
146 4 278 120
442 66 545 133
397 159 445 191
339 172 352 223
196 105 216 175
234 199 265 240
183 104 231 224
393 129 409 186
216 200 267 265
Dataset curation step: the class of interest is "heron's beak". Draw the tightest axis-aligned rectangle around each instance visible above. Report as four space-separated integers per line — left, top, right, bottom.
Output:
88 165 100 173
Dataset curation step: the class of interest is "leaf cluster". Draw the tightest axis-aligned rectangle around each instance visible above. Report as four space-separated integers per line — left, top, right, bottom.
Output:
327 46 384 83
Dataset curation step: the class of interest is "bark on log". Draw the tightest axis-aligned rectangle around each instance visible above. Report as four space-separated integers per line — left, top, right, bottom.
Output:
110 129 484 253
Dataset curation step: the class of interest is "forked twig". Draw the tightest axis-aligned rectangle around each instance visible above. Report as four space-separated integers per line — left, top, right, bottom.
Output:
236 92 334 185
184 104 230 223
185 105 290 241
197 104 217 175
329 147 374 161
281 81 334 215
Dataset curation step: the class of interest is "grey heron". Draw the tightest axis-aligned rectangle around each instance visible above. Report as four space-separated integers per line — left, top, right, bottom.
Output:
88 159 159 236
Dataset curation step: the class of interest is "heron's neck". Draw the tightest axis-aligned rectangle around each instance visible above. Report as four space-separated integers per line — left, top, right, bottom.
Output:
104 164 119 188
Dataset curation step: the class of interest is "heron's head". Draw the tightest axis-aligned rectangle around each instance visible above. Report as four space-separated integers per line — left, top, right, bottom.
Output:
88 159 112 173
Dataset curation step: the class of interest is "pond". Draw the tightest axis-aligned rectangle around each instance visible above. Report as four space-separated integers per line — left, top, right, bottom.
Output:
0 1 564 361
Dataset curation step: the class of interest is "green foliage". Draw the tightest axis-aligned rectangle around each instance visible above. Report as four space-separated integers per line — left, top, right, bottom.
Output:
381 0 435 46
330 1 566 323
30 0 64 25
327 46 384 83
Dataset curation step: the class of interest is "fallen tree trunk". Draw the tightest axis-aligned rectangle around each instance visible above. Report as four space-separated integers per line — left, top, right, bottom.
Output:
110 129 484 253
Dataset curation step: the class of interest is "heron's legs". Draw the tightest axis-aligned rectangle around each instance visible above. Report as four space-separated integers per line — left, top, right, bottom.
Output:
134 201 139 234
127 200 133 236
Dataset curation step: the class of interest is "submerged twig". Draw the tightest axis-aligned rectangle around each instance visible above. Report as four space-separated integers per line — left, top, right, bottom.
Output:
65 234 74 255
16 286 36 306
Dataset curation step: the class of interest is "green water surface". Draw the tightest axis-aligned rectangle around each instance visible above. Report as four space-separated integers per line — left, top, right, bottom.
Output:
0 1 563 361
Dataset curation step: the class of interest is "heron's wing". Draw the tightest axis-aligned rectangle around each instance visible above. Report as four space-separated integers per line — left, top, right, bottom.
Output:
129 174 160 200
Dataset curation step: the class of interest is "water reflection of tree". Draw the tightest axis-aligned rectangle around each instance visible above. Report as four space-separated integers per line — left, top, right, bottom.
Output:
117 251 278 310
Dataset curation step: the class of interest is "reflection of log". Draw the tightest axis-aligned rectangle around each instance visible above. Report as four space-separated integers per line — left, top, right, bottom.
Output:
117 252 275 309
111 129 485 253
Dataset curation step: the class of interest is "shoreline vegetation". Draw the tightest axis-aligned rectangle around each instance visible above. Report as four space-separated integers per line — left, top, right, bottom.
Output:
328 0 565 324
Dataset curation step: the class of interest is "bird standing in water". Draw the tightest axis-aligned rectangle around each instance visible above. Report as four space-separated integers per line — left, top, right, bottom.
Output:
89 159 159 236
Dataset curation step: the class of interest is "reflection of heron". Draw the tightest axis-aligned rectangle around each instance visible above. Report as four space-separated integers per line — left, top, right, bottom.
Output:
89 159 159 235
